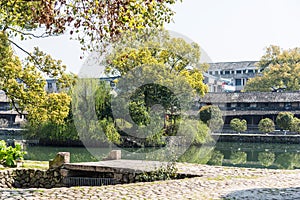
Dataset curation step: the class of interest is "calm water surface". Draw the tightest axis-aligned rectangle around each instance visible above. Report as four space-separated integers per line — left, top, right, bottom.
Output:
24 142 300 170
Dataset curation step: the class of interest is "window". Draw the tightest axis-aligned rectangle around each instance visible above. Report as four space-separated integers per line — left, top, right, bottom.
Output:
215 71 219 75
225 71 230 75
235 79 242 86
248 69 254 73
209 71 213 75
48 83 53 89
236 70 242 74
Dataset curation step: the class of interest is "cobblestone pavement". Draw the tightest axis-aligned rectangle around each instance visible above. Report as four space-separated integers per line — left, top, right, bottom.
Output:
0 164 299 200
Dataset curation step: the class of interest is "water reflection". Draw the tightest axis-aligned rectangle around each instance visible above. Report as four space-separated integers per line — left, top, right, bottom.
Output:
24 142 300 170
258 152 275 167
229 151 247 165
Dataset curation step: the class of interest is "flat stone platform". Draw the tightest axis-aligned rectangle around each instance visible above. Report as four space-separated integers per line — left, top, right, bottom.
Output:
64 160 170 173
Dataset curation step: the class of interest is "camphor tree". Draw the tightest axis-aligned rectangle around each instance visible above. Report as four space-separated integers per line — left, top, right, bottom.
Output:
230 118 247 133
276 112 294 131
245 45 300 92
105 29 209 145
0 0 181 126
258 118 275 133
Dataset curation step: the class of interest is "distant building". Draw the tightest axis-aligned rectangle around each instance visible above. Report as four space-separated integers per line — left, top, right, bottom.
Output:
202 72 224 93
207 61 261 92
45 79 59 93
0 91 25 128
199 92 300 128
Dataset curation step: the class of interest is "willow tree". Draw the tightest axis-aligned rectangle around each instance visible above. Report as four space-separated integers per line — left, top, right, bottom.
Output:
245 45 300 92
0 0 181 125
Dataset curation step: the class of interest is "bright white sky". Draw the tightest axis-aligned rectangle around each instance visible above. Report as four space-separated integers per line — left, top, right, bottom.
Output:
15 0 300 73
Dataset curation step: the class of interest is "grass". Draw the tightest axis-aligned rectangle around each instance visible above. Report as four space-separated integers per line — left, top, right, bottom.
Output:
0 160 49 170
22 160 49 170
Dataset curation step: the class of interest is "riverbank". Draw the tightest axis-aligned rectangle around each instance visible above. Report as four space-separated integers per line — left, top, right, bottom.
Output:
0 163 299 199
213 133 300 144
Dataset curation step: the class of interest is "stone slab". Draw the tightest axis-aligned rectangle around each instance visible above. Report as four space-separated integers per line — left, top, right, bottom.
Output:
64 160 169 173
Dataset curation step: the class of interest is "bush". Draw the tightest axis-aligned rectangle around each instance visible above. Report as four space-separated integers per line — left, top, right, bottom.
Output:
258 118 275 133
199 105 224 132
230 118 247 133
290 117 300 133
138 162 178 182
0 140 26 167
276 112 294 130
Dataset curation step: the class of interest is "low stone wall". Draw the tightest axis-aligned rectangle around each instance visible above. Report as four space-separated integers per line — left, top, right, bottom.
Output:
0 168 65 188
215 135 300 144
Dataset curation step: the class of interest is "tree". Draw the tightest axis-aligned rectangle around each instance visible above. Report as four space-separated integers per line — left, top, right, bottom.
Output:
1 0 180 50
72 79 121 146
290 117 300 133
245 45 300 92
276 112 294 130
106 29 208 96
258 118 275 133
0 0 180 125
199 105 223 131
0 33 74 125
106 29 208 141
230 118 247 133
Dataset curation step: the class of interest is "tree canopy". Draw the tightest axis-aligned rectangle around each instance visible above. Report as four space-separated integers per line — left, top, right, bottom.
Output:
100 29 209 146
1 0 180 50
0 0 181 125
245 45 300 92
106 29 208 96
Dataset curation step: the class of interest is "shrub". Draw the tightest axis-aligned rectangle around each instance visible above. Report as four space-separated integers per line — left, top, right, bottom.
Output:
276 112 294 130
258 118 275 133
290 117 300 133
0 140 26 167
138 162 178 182
199 105 224 131
230 118 247 133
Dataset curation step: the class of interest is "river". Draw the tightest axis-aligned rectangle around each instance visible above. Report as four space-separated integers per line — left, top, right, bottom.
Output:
23 142 300 170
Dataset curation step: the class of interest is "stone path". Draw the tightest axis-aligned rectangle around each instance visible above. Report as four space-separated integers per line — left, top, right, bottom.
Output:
1 164 300 200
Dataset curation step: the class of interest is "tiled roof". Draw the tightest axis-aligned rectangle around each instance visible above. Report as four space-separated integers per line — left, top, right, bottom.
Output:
208 61 258 71
200 92 300 103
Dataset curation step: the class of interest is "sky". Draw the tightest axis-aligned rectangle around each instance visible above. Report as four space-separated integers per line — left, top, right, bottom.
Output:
14 0 300 74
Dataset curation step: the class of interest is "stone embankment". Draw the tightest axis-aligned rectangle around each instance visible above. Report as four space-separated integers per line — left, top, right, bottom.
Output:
0 168 64 189
0 163 299 200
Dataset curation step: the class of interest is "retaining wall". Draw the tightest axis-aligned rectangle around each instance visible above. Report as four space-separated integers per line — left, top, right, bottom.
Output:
0 168 65 188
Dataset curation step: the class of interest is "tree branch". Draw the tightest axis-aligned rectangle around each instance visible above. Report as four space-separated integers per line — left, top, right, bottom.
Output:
7 38 43 71
7 27 54 38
